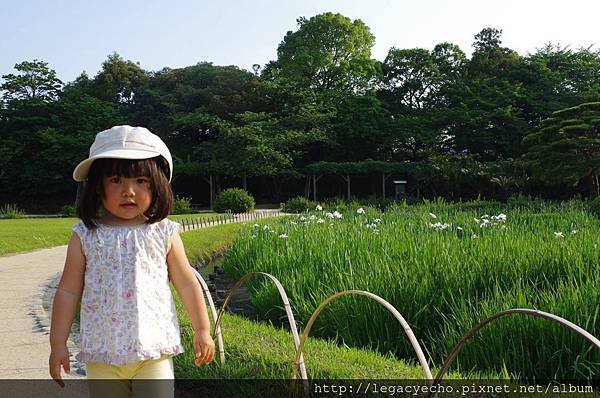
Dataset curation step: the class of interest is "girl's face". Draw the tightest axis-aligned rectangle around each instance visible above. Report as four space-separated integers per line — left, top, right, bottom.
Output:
100 175 153 225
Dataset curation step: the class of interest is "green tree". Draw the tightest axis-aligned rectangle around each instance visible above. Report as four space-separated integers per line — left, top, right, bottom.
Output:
522 102 600 196
198 111 323 179
1 60 63 102
91 52 148 105
380 48 441 112
446 28 529 161
266 12 379 93
523 44 600 124
321 92 389 161
130 62 262 155
379 44 465 163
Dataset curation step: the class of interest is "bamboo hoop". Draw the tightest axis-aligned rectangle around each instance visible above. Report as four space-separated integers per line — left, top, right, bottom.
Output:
291 289 433 381
191 268 225 364
434 308 600 384
212 272 308 380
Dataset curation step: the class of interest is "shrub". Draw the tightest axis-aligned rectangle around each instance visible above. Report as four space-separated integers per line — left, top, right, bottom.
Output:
321 197 367 213
0 203 25 219
172 196 194 215
506 194 547 211
213 188 255 214
587 196 600 218
359 195 397 211
282 196 316 213
322 197 347 212
61 204 76 217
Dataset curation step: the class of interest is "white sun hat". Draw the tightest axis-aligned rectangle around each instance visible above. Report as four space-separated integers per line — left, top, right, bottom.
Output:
73 125 173 182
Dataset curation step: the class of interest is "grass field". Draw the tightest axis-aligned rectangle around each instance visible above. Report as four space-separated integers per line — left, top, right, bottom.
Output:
223 200 600 380
0 213 225 256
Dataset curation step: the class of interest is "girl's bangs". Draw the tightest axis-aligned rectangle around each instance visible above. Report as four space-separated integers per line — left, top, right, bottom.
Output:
100 158 154 178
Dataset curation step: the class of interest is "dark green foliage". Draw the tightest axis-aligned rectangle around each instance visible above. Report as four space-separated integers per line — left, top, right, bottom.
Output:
521 102 600 197
282 196 315 213
586 196 600 218
506 194 547 210
61 204 76 217
2 21 600 209
213 188 255 213
1 60 63 102
270 12 378 93
172 196 194 215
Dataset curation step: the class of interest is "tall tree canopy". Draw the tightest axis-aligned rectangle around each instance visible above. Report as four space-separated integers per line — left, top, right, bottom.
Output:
2 18 600 209
265 12 379 93
1 60 63 102
91 52 148 105
522 102 600 196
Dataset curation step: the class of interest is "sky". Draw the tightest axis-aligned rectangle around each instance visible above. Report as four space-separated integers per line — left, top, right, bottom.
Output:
1 0 598 84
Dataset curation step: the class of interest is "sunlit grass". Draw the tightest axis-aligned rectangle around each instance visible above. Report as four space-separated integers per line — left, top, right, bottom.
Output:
223 200 599 380
0 213 223 256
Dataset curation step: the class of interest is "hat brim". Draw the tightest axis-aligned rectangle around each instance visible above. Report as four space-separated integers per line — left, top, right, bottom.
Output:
73 149 171 182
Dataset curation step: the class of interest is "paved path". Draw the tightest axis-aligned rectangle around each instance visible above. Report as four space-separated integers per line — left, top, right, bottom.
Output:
0 210 284 396
0 245 88 396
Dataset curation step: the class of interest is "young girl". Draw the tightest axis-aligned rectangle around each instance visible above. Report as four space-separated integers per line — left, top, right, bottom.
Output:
49 125 215 398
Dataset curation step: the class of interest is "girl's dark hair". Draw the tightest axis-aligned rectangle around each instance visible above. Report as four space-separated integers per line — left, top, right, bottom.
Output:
75 156 173 229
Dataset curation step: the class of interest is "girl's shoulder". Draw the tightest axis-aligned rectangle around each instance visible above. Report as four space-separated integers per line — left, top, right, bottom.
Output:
71 219 89 237
71 218 180 237
156 217 181 236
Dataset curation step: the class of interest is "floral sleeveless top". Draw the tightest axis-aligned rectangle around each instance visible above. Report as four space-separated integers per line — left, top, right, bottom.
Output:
72 218 184 366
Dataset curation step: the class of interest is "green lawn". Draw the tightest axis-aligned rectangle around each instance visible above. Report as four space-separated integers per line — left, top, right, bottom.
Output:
0 218 77 256
0 213 225 256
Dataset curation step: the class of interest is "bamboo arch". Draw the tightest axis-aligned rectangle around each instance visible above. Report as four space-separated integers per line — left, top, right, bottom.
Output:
290 289 433 381
212 272 308 380
192 266 599 387
433 308 600 383
191 268 225 363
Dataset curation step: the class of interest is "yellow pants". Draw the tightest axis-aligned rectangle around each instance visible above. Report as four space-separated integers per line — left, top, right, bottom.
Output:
86 355 174 398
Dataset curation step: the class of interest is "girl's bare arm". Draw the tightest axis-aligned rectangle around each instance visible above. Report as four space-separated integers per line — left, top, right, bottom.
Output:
166 232 211 335
167 231 215 365
50 233 86 349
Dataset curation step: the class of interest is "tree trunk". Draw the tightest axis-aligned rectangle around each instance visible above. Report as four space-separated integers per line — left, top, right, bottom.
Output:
242 172 247 191
347 174 351 200
340 174 351 200
304 175 311 198
201 174 215 209
312 174 322 202
209 175 214 209
272 176 281 202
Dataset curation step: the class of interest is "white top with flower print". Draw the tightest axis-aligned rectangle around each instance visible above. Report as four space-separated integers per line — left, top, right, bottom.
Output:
72 218 184 366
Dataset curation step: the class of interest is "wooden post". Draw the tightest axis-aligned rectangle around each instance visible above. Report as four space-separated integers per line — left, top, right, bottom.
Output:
347 174 351 200
340 174 351 200
313 174 323 202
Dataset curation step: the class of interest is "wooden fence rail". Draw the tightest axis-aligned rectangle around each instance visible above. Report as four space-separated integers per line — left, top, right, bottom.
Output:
177 210 281 232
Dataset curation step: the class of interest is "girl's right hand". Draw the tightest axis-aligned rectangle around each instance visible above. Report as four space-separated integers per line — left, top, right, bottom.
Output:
49 345 71 388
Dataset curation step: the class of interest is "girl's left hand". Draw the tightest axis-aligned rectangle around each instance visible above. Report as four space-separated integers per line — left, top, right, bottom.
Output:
193 330 215 366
